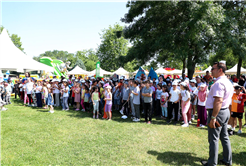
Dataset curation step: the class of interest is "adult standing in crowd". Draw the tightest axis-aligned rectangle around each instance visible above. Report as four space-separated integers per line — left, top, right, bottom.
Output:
201 61 233 166
204 71 213 82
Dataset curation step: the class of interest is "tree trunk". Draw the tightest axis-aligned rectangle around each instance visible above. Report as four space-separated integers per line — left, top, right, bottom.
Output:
187 55 196 80
237 58 242 79
182 58 186 75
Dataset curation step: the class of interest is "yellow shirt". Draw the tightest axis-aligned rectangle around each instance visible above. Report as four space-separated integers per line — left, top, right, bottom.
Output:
92 92 99 101
100 87 104 98
81 89 85 99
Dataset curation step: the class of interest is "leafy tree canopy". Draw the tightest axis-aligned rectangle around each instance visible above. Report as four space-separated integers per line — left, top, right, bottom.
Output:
97 23 129 72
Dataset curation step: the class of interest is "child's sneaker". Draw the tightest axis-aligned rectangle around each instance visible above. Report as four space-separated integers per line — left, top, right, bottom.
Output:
181 123 189 127
81 109 85 112
200 124 205 128
120 110 123 115
231 127 235 131
191 115 195 121
93 115 95 119
189 121 192 124
96 115 99 119
243 124 246 128
237 130 242 134
147 121 151 124
66 109 69 111
1 107 7 111
49 110 54 113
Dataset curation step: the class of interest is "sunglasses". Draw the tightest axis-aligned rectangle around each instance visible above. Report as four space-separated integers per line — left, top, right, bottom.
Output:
211 67 218 71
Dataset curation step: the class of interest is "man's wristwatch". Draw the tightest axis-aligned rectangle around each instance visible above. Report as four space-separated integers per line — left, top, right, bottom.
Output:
211 116 216 120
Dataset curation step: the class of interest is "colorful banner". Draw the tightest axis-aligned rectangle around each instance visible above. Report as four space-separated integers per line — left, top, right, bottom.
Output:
96 62 100 78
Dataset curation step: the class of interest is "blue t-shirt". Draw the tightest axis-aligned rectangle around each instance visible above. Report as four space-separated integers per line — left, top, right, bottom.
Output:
84 93 90 102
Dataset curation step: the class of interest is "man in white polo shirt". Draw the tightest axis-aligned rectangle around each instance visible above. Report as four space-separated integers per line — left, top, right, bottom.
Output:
201 61 233 166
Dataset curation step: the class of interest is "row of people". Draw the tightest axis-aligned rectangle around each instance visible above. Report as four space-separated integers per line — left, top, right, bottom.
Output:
4 72 246 132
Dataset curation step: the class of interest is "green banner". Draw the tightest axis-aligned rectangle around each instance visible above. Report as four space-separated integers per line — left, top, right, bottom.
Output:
96 62 100 78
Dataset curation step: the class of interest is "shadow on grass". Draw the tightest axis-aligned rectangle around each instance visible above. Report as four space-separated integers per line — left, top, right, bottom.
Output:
147 150 202 166
228 152 246 165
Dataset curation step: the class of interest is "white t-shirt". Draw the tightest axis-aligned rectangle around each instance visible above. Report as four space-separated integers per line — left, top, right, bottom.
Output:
63 87 70 97
47 84 51 89
23 84 26 91
169 89 181 102
161 92 169 107
190 86 197 94
133 86 140 105
194 90 209 106
19 84 23 91
156 89 162 100
161 92 169 99
26 82 34 94
181 90 190 101
35 86 42 93
53 84 60 94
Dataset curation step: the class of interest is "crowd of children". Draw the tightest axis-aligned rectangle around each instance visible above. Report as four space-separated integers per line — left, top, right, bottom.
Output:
1 71 246 133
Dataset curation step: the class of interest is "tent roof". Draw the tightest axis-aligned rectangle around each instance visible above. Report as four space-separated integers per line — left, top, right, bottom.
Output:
155 67 171 74
226 64 246 74
0 29 53 72
169 68 187 75
196 66 212 74
113 67 129 75
89 68 113 76
68 66 89 75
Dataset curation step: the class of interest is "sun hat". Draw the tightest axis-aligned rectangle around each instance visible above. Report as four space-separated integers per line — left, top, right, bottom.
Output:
172 82 178 86
200 84 206 88
180 82 187 86
190 79 197 83
63 79 67 82
106 85 112 89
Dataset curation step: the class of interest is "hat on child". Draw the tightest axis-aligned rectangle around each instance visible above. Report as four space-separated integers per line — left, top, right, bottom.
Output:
172 82 178 86
180 82 187 86
200 84 206 88
106 85 112 89
190 79 197 83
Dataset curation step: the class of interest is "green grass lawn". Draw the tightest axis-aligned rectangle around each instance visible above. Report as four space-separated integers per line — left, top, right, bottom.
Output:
1 98 246 165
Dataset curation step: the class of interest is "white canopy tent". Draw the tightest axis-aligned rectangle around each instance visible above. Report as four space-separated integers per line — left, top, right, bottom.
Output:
113 67 129 75
196 66 212 74
155 67 171 74
225 64 246 74
0 29 54 73
68 66 89 75
89 68 113 77
169 68 187 75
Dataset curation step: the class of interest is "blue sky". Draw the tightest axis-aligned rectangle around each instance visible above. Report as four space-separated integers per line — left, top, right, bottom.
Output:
1 1 129 58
